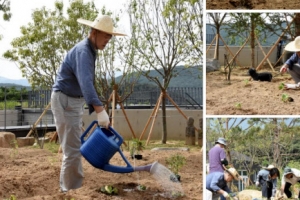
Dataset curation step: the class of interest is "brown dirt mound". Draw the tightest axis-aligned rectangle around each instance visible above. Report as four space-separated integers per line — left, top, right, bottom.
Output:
206 67 300 115
0 145 202 200
207 0 293 9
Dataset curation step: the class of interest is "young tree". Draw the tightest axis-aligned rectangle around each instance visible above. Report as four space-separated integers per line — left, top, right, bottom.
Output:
128 0 201 143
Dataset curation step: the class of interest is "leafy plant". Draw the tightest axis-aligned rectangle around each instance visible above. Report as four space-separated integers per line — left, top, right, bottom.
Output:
129 138 145 156
244 79 250 86
99 185 118 195
166 154 186 175
282 93 289 103
279 82 285 90
235 103 242 109
4 195 17 200
137 184 146 191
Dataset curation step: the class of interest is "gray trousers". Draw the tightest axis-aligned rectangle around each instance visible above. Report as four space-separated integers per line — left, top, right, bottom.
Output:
51 91 86 192
288 63 300 83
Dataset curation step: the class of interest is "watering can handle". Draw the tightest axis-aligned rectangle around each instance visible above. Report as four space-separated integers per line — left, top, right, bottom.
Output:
107 126 124 146
81 121 123 146
81 120 98 144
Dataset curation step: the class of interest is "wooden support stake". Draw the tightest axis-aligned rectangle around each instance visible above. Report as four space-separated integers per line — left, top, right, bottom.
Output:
111 88 116 128
139 92 163 141
146 93 163 145
164 92 199 132
27 102 52 137
225 36 250 69
256 16 295 71
256 35 275 72
117 94 136 139
206 34 217 54
219 35 243 67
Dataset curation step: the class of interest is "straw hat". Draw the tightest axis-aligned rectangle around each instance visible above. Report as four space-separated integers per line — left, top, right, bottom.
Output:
285 36 300 52
226 168 240 181
215 137 227 146
77 15 126 36
283 167 293 176
263 165 275 170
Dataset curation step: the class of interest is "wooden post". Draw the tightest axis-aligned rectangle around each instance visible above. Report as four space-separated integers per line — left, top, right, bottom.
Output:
26 102 51 137
116 94 136 138
145 93 163 145
214 34 219 59
219 35 243 67
255 35 275 72
139 92 163 141
206 34 217 54
111 85 117 128
256 16 295 71
185 117 195 145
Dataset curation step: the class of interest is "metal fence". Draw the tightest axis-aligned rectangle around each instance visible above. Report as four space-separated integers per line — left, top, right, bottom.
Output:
26 87 203 109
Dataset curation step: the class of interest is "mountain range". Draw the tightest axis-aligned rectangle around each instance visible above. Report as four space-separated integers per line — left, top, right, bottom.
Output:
0 65 202 89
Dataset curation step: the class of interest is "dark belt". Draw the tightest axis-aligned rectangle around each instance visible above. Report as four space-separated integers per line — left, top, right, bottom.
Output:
55 90 84 98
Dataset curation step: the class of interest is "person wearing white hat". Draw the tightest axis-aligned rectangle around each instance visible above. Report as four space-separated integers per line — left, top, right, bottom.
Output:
208 137 228 174
51 15 126 192
280 36 300 89
255 165 280 200
280 166 300 199
206 167 239 200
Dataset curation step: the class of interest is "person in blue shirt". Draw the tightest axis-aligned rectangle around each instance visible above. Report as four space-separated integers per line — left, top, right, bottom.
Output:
255 165 280 200
51 15 126 192
280 36 300 89
206 167 240 200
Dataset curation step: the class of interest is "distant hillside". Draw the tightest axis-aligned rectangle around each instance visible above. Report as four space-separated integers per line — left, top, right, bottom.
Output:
0 76 30 87
116 65 203 88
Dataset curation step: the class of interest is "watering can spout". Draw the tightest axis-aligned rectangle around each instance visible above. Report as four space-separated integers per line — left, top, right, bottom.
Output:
134 161 158 173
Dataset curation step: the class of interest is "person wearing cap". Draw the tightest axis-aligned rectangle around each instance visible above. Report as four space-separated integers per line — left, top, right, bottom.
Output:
208 137 228 174
280 166 300 198
255 165 280 200
51 15 126 192
206 168 239 200
280 36 300 89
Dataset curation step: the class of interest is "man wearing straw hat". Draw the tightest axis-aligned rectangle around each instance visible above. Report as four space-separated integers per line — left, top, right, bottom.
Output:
208 137 229 174
51 15 126 192
206 167 240 200
280 36 300 89
280 166 300 199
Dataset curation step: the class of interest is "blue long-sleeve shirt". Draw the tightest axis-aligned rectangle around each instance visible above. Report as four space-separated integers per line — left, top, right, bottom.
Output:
52 38 103 113
285 52 300 67
206 172 232 193
256 169 277 190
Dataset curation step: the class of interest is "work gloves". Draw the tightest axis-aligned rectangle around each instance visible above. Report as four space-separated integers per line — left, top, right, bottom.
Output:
97 109 110 128
255 181 259 187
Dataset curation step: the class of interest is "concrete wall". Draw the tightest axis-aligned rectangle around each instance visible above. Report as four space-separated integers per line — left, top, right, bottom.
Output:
1 108 203 141
0 110 18 126
206 46 279 67
83 109 203 141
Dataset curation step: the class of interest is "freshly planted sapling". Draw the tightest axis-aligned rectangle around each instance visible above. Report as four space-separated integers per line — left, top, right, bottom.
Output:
279 82 285 90
166 154 186 182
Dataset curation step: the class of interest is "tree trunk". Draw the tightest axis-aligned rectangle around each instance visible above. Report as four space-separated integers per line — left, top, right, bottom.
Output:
295 13 300 37
250 14 255 69
161 94 167 144
215 25 220 60
273 119 281 167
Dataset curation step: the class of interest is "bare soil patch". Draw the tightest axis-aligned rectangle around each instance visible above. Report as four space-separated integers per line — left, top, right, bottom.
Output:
206 0 294 10
0 143 202 200
206 66 300 115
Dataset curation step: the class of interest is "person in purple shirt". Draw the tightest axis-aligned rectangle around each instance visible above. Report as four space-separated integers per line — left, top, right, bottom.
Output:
209 137 228 173
280 36 300 89
206 168 240 200
51 15 126 192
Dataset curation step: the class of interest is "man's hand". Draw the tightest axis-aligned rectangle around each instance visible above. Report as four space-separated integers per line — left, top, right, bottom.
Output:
97 109 110 128
223 191 229 198
280 65 288 73
255 181 259 187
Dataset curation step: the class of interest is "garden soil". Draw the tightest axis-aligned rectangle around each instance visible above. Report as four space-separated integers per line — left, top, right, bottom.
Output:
206 0 298 10
0 143 202 200
206 66 300 115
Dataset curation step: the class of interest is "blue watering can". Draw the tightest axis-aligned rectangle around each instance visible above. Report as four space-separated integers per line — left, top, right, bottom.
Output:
80 121 156 173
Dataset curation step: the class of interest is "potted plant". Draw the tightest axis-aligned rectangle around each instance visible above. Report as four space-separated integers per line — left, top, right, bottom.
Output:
129 138 145 160
166 154 186 182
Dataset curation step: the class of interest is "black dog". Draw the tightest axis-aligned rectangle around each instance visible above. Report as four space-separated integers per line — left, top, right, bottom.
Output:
248 68 272 82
